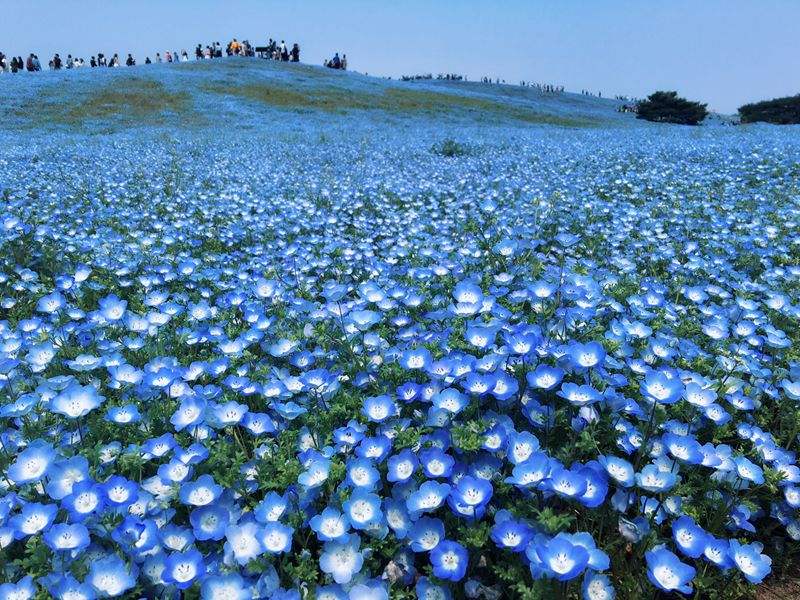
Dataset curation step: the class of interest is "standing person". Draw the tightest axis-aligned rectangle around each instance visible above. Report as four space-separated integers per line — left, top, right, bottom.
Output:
90 56 97 67
25 54 34 72
32 54 41 71
66 54 74 69
156 52 162 63
341 54 347 70
126 53 135 66
10 56 18 73
53 53 62 69
195 44 202 60
165 51 172 63
290 43 300 62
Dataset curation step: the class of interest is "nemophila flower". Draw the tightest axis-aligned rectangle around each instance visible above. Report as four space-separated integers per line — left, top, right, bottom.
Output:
662 432 704 464
105 404 141 425
346 458 381 490
180 474 223 506
0 577 35 600
703 536 734 568
582 572 615 600
190 504 230 541
577 465 609 508
87 555 137 597
641 370 683 404
419 448 455 479
37 291 66 314
407 481 451 514
432 388 469 414
45 455 89 499
430 540 468 582
734 456 765 484
43 522 90 554
533 535 590 581
98 294 127 321
260 521 294 553
671 515 709 558
597 456 634 488
254 491 289 523
10 502 57 538
452 281 483 315
362 395 397 422
199 573 251 600
490 519 532 552
547 467 588 499
298 458 331 488
343 490 382 530
416 577 452 600
51 383 105 418
170 396 207 431
103 475 139 507
400 347 433 370
635 464 676 493
506 431 540 464
729 540 772 583
568 341 606 370
162 548 205 590
62 480 105 520
506 452 550 488
451 475 493 509
7 440 55 485
319 533 364 584
225 521 264 565
46 575 96 600
645 547 696 595
310 507 350 542
558 383 602 407
349 581 389 600
209 400 248 427
527 364 564 391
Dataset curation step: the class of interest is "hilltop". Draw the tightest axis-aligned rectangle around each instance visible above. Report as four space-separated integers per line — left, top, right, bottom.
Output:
0 57 633 135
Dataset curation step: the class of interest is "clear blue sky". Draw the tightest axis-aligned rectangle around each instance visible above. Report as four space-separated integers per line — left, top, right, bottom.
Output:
1 0 797 113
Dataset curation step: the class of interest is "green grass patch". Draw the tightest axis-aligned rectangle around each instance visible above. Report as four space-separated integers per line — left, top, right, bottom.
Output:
203 79 596 127
9 78 197 131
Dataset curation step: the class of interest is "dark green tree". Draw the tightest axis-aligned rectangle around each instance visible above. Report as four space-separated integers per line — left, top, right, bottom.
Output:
739 94 800 124
636 91 708 125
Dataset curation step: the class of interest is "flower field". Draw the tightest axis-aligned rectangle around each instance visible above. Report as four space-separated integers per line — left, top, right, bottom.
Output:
1 59 800 599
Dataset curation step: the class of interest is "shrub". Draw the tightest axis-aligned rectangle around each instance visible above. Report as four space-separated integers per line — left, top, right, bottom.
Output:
739 94 800 124
432 139 470 157
636 91 708 125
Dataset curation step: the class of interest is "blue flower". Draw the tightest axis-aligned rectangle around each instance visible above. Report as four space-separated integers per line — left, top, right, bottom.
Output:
190 504 229 541
179 474 223 506
86 555 137 597
533 535 590 581
430 540 468 581
342 490 383 530
728 540 772 584
635 464 676 493
319 533 364 584
260 521 294 553
163 548 205 590
582 572 616 600
43 522 90 555
200 573 251 600
672 515 709 559
310 507 351 542
406 481 451 514
51 383 105 419
645 547 696 594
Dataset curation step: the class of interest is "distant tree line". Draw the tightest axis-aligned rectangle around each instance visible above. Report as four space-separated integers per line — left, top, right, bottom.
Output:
738 94 800 124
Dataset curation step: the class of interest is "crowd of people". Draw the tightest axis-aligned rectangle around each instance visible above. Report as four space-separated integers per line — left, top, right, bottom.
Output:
323 52 347 70
257 39 300 62
0 36 305 73
400 73 464 81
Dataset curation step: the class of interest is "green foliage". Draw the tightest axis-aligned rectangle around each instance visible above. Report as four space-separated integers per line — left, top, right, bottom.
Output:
432 139 471 157
637 91 708 125
739 94 800 125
